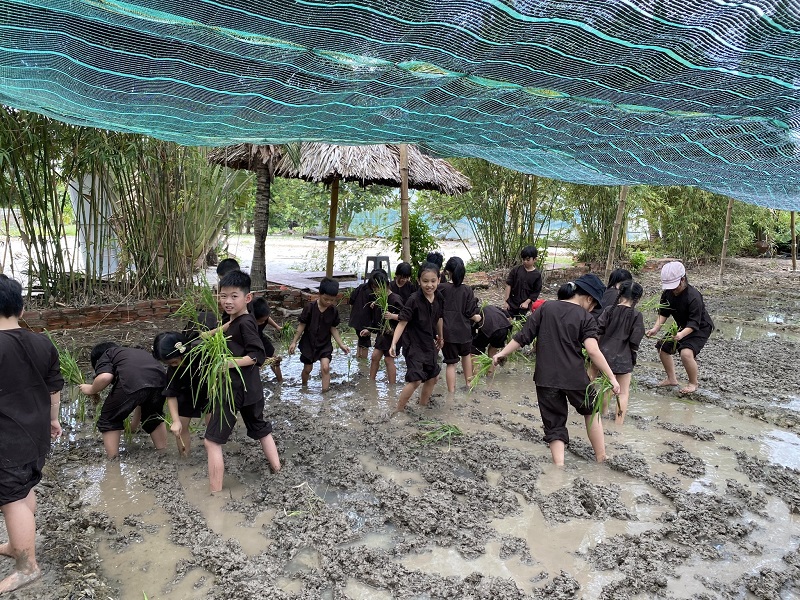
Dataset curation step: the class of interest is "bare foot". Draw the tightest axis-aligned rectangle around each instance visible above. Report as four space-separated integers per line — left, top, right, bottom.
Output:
0 543 12 557
0 567 42 593
656 378 679 387
679 384 698 394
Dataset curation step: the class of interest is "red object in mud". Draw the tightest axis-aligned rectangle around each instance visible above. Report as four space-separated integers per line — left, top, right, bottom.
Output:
530 299 546 313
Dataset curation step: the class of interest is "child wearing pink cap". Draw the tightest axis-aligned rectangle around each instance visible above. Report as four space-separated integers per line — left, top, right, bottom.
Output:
646 261 714 394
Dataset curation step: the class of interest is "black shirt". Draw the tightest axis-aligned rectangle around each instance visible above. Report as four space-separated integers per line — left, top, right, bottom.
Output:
349 282 378 332
398 289 444 353
298 301 340 362
163 346 208 408
597 305 645 374
478 305 512 338
224 313 266 406
390 279 417 304
95 347 166 394
505 265 543 311
659 285 714 334
438 282 479 344
0 329 64 467
513 300 598 390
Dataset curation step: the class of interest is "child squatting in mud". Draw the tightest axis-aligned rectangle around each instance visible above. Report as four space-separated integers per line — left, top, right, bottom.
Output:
0 275 64 594
493 274 620 465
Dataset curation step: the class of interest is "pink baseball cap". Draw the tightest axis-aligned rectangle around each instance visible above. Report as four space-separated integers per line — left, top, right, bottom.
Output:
661 261 686 290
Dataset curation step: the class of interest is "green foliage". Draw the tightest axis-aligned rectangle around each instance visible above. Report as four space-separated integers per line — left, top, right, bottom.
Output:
390 211 437 270
585 372 615 426
44 331 84 385
420 421 463 448
182 329 243 422
638 295 669 312
564 184 623 263
280 321 296 353
628 250 647 272
469 353 494 392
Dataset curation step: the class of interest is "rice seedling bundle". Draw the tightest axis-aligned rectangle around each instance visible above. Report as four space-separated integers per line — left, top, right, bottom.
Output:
662 321 679 343
373 282 391 332
280 321 296 352
182 328 242 423
43 331 84 385
173 283 220 330
469 352 494 392
584 372 615 425
511 316 527 336
420 421 463 448
638 295 670 312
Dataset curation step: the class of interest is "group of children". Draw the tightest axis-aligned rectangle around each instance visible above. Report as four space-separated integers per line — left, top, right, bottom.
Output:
0 251 712 593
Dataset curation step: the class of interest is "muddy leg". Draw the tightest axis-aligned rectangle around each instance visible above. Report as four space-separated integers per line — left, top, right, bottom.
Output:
259 433 281 473
679 348 699 393
395 381 421 412
149 422 168 451
320 358 331 392
178 417 192 456
548 440 566 466
0 491 41 594
585 414 606 461
204 438 225 492
418 377 438 406
657 350 679 386
102 430 122 459
461 354 474 388
357 346 369 360
369 349 382 381
445 363 457 393
300 363 312 387
615 373 631 424
384 356 397 384
128 406 142 432
271 362 283 382
486 347 500 376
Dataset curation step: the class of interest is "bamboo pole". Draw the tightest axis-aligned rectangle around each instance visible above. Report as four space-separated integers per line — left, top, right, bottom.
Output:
792 211 797 271
399 144 411 263
718 196 734 285
325 176 340 278
604 185 629 279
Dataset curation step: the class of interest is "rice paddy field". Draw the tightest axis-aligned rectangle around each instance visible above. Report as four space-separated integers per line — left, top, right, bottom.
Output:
2 257 799 600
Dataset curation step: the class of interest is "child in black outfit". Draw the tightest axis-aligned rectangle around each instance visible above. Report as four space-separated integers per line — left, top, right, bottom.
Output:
494 274 620 465
390 262 417 303
646 261 714 394
152 331 207 456
204 270 280 492
471 305 512 376
252 297 283 382
289 278 350 392
80 342 168 459
439 257 481 391
390 262 445 412
593 268 633 320
0 275 64 594
349 269 383 359
596 280 645 424
369 271 405 384
504 245 543 318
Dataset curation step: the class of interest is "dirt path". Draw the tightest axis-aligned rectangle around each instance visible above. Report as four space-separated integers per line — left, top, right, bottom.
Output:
2 257 799 600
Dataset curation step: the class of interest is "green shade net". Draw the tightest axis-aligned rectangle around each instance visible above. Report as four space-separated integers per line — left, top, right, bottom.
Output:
1 0 799 208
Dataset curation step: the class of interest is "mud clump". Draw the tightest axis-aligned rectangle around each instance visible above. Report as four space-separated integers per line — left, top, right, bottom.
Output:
538 477 635 523
657 421 716 441
735 451 800 513
657 441 706 477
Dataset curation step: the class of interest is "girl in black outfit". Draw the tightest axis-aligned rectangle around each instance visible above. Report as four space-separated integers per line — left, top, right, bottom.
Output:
390 262 444 412
439 257 481 392
390 262 417 302
593 268 633 319
493 274 620 465
596 280 645 424
368 271 405 384
504 245 543 318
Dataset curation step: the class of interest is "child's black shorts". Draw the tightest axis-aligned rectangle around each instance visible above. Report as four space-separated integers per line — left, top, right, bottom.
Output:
472 328 510 355
97 387 164 433
404 348 441 383
535 385 595 445
656 332 709 357
204 399 273 445
300 353 333 365
176 392 204 419
0 455 45 505
357 333 371 348
442 341 472 364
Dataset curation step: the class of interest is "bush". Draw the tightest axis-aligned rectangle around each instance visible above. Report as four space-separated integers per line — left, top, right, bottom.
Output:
390 212 437 271
629 250 647 272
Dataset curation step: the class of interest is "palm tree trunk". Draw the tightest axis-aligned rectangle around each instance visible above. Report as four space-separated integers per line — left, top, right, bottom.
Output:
251 164 272 291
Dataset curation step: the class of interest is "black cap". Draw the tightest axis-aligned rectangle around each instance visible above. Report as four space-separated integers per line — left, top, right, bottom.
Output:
574 274 605 306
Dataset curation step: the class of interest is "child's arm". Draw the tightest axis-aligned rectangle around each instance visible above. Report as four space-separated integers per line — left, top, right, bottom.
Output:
331 327 350 353
389 321 408 357
503 283 512 309
584 338 620 394
268 317 281 331
289 323 306 354
492 339 521 364
79 373 114 396
166 397 182 436
50 391 62 439
645 314 669 337
228 355 259 369
435 317 444 350
200 320 231 339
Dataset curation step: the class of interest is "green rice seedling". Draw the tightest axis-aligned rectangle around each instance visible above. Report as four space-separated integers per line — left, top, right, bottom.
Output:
284 481 324 517
662 321 679 343
181 328 243 425
584 372 615 426
510 316 527 337
420 421 463 449
173 282 220 330
469 352 494 392
123 416 134 447
43 331 84 385
373 281 391 332
638 295 669 312
280 321 296 352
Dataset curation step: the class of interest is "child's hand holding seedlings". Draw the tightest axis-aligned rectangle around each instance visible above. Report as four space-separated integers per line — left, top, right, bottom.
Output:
288 340 297 354
435 335 444 351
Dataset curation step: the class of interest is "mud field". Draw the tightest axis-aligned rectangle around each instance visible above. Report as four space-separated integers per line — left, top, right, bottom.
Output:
2 258 800 600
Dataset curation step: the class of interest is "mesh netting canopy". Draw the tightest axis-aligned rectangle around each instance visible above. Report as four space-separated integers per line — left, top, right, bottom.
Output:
1 0 799 208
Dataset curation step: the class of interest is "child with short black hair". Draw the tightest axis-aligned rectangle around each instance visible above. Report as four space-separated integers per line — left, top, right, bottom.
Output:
349 269 382 359
439 256 481 391
203 270 280 492
390 262 417 303
216 258 240 279
251 296 283 381
425 251 446 283
289 278 350 392
646 261 714 394
596 280 645 424
504 245 542 318
0 275 64 594
494 274 620 465
390 262 444 412
152 331 206 456
369 270 405 384
80 341 168 458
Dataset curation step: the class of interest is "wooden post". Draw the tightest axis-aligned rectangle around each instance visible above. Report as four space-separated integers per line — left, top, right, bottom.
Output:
399 144 411 263
604 185 629 279
325 177 340 278
718 196 734 285
792 211 797 271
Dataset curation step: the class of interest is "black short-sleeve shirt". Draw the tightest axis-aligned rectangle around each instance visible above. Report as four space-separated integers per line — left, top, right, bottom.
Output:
513 300 598 390
224 313 266 406
658 285 714 334
163 347 209 408
0 329 65 467
478 305 512 338
349 282 378 332
398 289 444 353
505 265 543 311
438 282 479 344
298 301 340 363
372 292 405 333
390 280 417 304
94 347 166 395
597 305 645 374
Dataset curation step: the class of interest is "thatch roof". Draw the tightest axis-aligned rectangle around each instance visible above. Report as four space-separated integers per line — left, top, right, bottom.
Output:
208 143 471 196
